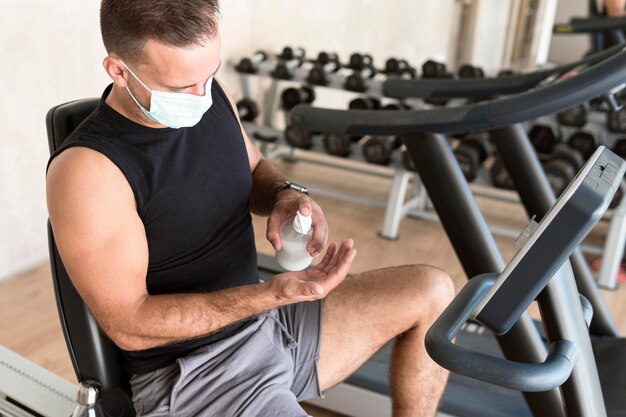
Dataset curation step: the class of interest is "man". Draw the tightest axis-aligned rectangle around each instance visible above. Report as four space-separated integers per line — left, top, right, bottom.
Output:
46 1 454 416
605 0 626 16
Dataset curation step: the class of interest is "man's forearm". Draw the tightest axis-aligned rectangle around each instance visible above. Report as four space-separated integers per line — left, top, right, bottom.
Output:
249 158 286 215
110 281 282 351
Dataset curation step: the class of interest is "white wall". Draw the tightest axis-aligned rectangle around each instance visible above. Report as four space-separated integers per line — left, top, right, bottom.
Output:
548 0 590 64
0 1 109 280
468 0 515 73
0 0 456 280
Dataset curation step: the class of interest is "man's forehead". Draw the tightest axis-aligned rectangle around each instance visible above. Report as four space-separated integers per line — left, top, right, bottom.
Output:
139 35 221 86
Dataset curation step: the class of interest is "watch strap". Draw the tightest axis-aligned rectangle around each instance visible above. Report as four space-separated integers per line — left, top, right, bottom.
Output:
274 181 309 202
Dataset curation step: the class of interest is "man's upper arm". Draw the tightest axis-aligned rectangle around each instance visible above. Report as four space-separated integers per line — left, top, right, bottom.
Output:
215 78 263 172
46 147 149 348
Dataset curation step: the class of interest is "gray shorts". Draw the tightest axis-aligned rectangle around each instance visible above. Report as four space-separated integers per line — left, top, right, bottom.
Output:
129 300 323 417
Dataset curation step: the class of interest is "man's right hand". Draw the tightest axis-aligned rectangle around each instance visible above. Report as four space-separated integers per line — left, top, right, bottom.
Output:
269 239 356 303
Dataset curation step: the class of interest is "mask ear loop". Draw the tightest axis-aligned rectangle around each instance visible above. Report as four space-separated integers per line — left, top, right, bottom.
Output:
119 60 152 93
117 60 155 116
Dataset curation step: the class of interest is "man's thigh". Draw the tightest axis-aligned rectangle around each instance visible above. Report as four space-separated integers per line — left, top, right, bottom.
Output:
317 264 450 391
129 313 312 417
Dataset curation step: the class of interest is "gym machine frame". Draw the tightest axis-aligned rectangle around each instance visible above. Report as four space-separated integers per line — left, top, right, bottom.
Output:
291 43 626 417
236 46 626 288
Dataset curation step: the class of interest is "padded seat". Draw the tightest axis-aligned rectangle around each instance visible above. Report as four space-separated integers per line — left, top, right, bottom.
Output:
46 99 135 416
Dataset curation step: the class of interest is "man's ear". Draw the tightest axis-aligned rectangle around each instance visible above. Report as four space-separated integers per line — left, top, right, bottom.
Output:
103 56 129 88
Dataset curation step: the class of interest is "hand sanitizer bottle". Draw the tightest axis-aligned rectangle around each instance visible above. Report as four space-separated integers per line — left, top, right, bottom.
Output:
276 210 313 271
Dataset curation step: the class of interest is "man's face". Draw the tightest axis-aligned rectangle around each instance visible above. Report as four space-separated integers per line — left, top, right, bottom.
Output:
127 31 222 109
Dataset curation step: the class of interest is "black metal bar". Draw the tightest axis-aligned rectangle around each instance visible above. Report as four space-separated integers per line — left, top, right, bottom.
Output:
490 124 619 337
554 16 626 34
426 273 578 392
491 124 609 417
403 132 565 417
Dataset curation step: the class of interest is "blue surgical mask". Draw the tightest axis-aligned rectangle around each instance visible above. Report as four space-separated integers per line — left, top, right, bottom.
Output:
121 61 213 129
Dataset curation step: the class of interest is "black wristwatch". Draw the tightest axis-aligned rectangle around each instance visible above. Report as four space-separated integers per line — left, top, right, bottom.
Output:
275 181 309 202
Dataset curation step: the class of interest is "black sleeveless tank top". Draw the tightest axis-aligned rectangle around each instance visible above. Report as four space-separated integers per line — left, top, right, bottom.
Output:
48 82 259 375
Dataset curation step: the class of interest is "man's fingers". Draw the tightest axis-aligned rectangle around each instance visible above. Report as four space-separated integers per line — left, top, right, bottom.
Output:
266 214 283 251
335 248 357 275
308 221 327 257
298 199 313 217
316 242 336 272
320 247 357 290
330 239 353 269
324 240 355 281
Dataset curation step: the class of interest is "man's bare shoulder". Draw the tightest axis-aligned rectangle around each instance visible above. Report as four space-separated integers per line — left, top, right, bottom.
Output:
47 146 136 216
48 146 116 178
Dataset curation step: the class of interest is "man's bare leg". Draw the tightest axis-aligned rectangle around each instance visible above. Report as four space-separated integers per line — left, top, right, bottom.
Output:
316 264 455 417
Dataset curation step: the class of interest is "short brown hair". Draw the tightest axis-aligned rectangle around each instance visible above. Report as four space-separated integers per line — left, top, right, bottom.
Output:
100 0 220 64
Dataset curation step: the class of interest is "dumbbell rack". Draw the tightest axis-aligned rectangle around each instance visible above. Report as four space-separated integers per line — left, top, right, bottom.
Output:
237 55 435 241
235 53 626 289
236 55 530 235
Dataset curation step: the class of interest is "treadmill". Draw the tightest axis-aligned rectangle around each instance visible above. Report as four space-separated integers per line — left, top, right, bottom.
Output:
426 146 625 412
284 44 626 417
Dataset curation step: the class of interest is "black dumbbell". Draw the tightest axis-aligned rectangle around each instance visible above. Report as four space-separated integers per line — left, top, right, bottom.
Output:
542 144 585 196
271 58 304 80
235 51 268 74
458 64 485 79
385 58 418 79
607 108 626 133
613 138 626 159
307 62 339 86
557 104 588 127
307 53 341 86
349 97 382 110
362 136 403 165
284 125 313 149
490 157 515 190
236 98 259 122
344 65 377 92
348 53 373 70
278 46 305 61
281 87 316 111
528 123 561 154
454 132 491 181
322 133 353 157
317 51 340 66
422 60 451 79
567 131 599 160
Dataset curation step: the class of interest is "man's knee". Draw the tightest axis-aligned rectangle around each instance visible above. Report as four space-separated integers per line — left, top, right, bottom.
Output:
397 264 455 317
419 265 455 305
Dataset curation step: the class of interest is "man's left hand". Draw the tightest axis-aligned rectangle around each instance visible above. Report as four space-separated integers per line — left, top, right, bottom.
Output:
267 190 328 257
